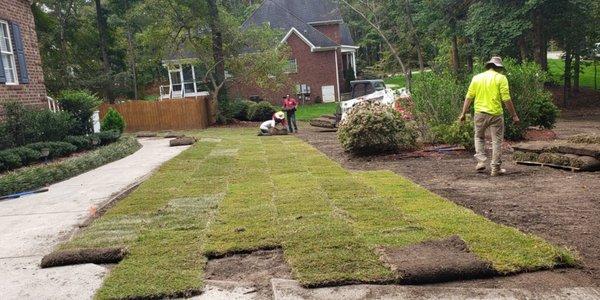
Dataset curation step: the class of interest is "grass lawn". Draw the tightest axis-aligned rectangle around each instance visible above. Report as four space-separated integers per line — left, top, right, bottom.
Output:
383 72 424 88
55 128 575 299
548 59 599 90
295 102 338 121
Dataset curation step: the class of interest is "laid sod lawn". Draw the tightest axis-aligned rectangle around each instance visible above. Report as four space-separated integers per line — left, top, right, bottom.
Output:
548 59 599 90
295 102 338 121
55 128 575 298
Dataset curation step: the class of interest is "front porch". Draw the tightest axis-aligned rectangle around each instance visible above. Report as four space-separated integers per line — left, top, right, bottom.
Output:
161 61 210 100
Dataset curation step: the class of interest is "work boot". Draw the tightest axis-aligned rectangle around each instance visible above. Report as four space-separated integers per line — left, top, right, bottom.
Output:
476 162 486 172
491 167 506 177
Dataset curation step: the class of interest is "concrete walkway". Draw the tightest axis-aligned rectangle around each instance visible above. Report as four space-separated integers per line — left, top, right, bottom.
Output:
0 138 189 300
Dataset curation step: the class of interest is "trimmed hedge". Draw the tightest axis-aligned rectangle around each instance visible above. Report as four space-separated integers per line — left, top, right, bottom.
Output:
26 142 78 159
95 130 121 145
65 135 95 151
0 137 142 197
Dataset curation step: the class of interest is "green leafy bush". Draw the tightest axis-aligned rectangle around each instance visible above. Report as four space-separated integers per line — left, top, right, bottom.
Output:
94 130 121 145
65 135 94 151
432 116 475 152
101 108 126 133
232 100 256 121
0 102 76 149
58 90 102 134
0 150 22 171
218 99 256 123
411 71 466 126
0 137 142 196
338 102 416 155
502 60 559 139
248 101 277 121
26 142 78 159
8 147 42 165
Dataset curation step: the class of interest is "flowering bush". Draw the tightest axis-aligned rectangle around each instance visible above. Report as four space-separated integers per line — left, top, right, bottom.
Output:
338 102 416 155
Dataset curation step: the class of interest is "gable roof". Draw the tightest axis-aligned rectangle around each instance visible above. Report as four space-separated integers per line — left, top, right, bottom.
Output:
242 0 338 50
242 0 355 51
271 0 342 24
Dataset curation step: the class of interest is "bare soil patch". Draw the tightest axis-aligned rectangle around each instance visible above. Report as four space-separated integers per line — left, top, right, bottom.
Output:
378 236 496 284
205 249 292 298
296 115 600 289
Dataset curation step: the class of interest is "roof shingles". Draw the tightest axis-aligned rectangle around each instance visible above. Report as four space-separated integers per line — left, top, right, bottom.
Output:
242 0 355 49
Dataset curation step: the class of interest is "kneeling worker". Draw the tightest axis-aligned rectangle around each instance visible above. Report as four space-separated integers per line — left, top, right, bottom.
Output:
258 112 287 136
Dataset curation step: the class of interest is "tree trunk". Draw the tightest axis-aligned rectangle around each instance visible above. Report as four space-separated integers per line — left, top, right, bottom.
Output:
124 0 138 100
94 0 113 102
532 10 547 70
563 47 572 107
451 34 460 74
573 51 580 94
466 52 473 73
404 0 424 72
206 0 226 103
518 37 528 62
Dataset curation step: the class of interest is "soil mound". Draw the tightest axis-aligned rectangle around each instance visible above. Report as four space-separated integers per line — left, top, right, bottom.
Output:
41 247 127 268
377 236 497 284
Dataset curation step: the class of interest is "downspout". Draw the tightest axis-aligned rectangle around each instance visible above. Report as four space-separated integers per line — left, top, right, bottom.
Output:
335 48 341 102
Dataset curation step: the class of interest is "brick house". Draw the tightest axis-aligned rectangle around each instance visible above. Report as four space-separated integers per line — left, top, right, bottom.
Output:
229 0 358 104
0 0 47 115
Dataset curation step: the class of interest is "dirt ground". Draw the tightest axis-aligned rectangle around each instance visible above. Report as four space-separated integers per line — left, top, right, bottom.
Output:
295 108 600 289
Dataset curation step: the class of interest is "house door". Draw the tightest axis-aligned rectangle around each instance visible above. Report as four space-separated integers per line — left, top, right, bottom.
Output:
322 85 335 103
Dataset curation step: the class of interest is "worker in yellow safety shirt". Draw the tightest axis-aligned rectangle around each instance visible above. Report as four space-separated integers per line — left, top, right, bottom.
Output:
459 57 520 177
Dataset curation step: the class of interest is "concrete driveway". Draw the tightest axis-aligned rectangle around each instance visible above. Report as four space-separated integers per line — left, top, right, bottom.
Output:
0 138 189 300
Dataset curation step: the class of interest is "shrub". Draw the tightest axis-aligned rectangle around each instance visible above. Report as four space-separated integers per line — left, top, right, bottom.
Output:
248 101 277 121
25 142 78 159
338 102 416 155
0 150 22 171
0 137 142 196
432 116 475 152
101 108 126 133
502 59 559 140
94 130 121 146
217 99 255 123
410 71 466 126
65 135 94 151
231 100 256 121
8 147 42 165
0 102 76 149
58 90 102 135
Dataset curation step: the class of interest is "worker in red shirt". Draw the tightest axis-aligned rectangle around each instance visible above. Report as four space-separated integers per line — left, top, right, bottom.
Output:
282 94 299 133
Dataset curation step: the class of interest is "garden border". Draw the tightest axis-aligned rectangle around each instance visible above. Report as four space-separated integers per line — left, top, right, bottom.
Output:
0 137 142 196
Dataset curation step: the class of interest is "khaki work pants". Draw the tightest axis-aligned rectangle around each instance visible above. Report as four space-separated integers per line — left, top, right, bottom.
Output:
474 113 504 169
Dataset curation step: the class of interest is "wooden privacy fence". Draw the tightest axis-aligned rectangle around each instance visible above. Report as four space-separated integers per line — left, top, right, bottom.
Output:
99 97 212 132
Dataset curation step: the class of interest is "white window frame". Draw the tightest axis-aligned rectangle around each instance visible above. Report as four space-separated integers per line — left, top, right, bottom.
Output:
0 20 18 85
285 59 298 74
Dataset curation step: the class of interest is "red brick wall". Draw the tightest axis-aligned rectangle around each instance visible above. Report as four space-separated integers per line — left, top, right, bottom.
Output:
313 24 342 45
0 0 47 116
229 32 340 105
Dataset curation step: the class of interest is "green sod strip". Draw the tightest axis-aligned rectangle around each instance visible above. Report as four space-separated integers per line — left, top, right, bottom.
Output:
204 138 279 257
266 139 393 286
356 170 576 273
95 195 221 300
95 136 243 299
60 141 218 251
